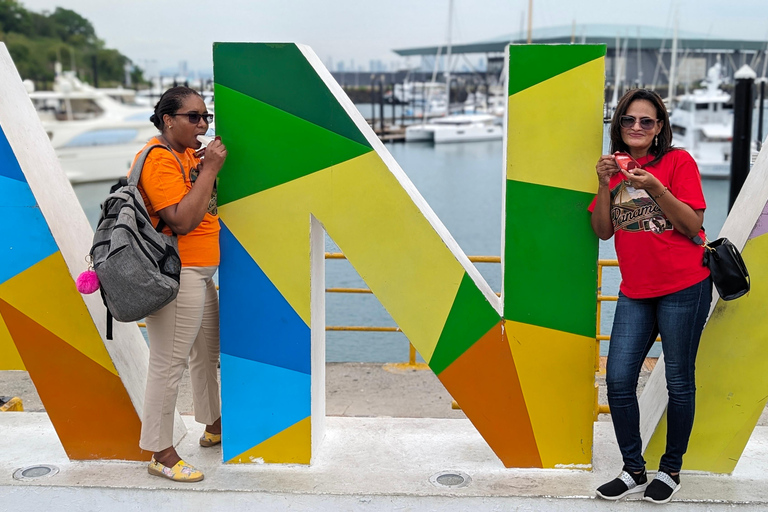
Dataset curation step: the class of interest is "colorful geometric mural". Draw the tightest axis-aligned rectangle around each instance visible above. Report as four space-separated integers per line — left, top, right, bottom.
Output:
0 44 164 460
0 125 148 460
214 43 605 468
505 45 605 467
642 149 768 473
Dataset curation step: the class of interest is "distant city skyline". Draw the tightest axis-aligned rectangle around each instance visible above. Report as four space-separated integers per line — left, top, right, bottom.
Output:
15 0 768 76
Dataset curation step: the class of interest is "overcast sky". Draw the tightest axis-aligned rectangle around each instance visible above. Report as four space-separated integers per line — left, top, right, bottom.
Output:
17 0 768 74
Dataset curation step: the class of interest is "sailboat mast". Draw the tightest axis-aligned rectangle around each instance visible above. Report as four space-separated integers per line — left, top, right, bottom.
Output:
637 28 643 87
622 38 629 96
527 0 533 43
669 16 678 102
445 0 453 109
611 35 620 107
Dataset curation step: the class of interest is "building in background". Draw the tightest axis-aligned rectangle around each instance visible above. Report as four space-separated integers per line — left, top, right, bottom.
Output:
393 24 768 91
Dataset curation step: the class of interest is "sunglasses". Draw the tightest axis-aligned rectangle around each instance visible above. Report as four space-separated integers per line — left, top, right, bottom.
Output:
619 115 658 130
171 112 214 124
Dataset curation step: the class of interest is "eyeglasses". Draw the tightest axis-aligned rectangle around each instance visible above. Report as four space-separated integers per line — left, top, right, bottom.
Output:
171 112 214 124
620 115 658 130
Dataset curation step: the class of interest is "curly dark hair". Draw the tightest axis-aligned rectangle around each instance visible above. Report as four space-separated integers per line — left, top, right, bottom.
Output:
609 88 674 167
149 86 203 131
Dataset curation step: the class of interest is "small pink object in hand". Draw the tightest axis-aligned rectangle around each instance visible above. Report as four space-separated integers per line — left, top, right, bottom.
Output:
614 152 641 173
76 269 100 294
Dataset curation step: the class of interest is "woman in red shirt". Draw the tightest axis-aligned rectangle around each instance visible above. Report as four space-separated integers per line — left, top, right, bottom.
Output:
590 89 711 504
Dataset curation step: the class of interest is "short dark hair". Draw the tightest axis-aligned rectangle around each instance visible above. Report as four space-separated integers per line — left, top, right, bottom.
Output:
149 86 203 131
609 88 674 167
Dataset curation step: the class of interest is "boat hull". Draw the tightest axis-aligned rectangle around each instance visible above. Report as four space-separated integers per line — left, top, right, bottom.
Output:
405 123 503 144
56 142 145 183
404 126 435 142
433 125 503 143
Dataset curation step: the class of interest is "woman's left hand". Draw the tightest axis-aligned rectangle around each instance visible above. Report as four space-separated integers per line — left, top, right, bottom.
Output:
618 167 665 197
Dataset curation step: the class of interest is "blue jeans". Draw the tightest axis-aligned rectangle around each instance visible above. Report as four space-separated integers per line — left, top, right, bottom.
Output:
606 276 711 472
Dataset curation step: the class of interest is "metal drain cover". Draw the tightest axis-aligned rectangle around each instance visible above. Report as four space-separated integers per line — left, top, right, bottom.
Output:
430 470 471 488
13 464 59 481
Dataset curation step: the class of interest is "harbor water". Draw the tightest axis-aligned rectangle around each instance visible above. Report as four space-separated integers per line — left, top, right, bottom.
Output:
72 125 738 363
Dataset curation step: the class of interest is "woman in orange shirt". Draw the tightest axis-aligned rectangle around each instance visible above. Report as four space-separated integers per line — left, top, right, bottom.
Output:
135 86 227 482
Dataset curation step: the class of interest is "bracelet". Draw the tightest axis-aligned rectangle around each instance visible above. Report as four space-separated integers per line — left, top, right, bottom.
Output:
653 187 668 200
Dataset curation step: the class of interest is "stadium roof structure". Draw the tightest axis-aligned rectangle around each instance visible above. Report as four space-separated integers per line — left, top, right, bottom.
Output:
393 24 768 56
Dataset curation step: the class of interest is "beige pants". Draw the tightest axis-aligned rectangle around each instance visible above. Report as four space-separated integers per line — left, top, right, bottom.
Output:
139 266 220 452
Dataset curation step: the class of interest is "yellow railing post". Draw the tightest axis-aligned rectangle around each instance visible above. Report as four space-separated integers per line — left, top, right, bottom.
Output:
595 259 621 417
596 260 603 375
322 253 500 369
136 254 626 414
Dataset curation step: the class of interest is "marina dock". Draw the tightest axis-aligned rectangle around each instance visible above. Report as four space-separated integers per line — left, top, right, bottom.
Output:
372 125 406 142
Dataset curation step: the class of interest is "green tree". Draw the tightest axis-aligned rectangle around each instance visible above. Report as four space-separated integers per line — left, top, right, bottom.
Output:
50 7 95 46
0 1 145 88
28 10 54 38
0 0 32 36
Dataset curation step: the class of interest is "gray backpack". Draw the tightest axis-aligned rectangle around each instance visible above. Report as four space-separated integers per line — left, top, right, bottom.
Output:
90 144 183 338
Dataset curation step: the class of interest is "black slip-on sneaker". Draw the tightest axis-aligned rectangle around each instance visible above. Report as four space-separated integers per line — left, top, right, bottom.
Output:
643 469 681 504
596 467 648 500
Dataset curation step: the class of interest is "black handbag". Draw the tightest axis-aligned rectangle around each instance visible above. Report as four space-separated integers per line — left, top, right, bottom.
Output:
697 236 750 301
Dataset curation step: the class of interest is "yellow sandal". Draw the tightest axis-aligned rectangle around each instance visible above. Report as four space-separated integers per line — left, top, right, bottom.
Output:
147 456 204 482
199 430 221 447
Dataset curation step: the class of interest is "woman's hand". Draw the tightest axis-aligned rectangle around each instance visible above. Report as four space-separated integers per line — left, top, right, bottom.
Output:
596 155 619 187
617 167 664 197
200 137 227 176
157 137 227 235
591 155 617 240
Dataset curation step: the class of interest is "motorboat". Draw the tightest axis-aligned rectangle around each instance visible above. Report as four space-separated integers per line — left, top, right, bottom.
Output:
669 63 733 178
391 81 446 105
404 113 502 143
28 70 159 183
399 82 449 119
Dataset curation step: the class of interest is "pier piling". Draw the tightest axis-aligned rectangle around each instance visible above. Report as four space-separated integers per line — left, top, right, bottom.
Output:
729 65 756 211
378 76 385 134
758 79 765 152
369 75 376 132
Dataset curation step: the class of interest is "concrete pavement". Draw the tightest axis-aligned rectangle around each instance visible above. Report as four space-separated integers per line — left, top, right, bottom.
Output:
2 363 768 510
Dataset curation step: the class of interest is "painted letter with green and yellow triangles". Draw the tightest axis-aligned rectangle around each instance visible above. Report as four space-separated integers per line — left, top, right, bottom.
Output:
214 42 605 468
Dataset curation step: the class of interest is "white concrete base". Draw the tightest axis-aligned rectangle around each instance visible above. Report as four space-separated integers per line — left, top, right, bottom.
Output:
2 413 768 511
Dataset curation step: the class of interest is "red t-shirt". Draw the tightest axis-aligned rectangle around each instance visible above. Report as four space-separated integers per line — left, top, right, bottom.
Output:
588 149 709 299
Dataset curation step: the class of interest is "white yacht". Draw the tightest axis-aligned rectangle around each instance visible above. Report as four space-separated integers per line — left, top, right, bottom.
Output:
404 113 502 143
28 71 159 183
669 63 733 178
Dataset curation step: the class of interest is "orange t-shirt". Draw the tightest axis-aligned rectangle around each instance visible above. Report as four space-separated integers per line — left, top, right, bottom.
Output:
130 137 220 267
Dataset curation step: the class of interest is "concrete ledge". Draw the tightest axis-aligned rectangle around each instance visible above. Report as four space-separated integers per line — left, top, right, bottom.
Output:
2 413 768 510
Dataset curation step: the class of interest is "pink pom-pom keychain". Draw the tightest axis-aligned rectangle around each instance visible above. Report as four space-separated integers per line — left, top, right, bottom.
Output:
76 256 100 294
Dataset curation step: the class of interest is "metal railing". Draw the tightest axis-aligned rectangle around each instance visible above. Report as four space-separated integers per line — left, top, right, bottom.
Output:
595 259 619 416
137 254 625 416
325 253 501 367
